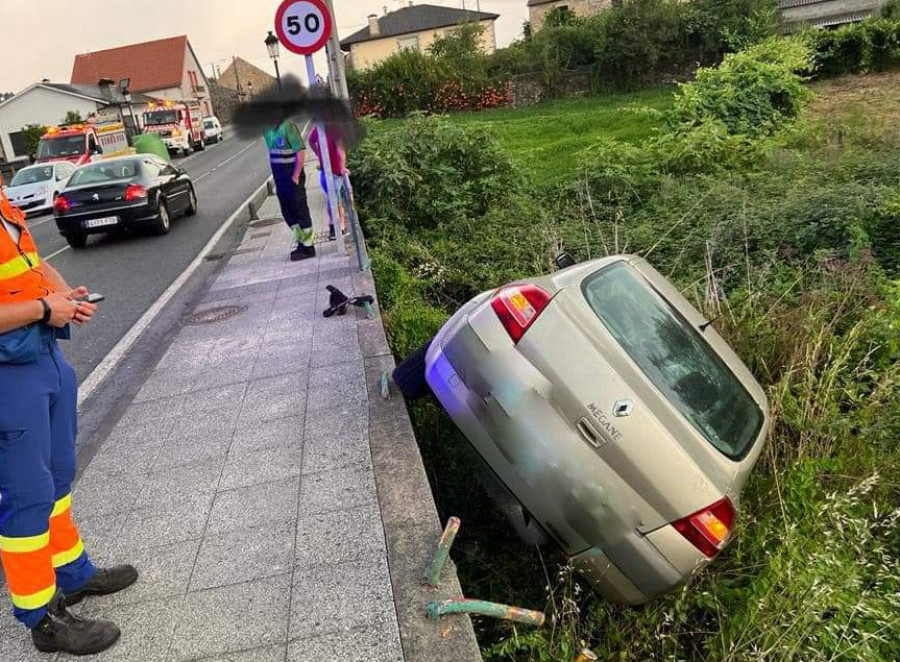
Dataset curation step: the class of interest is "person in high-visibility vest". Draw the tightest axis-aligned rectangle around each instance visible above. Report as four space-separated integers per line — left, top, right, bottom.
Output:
0 175 138 655
265 114 316 261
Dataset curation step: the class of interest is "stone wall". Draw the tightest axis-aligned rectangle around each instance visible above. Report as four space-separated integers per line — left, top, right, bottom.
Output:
209 83 241 125
509 67 594 107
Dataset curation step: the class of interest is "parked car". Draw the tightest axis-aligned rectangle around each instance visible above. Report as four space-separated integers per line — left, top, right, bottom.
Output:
393 254 769 605
53 155 197 248
4 162 77 216
202 116 223 145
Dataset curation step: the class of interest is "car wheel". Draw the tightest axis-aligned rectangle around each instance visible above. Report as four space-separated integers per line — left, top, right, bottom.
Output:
196 140 205 152
152 198 172 235
185 186 198 216
64 233 87 249
183 142 193 157
392 339 432 400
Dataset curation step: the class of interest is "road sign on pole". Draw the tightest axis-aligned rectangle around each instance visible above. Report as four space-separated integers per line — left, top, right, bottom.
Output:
275 0 346 256
275 0 333 56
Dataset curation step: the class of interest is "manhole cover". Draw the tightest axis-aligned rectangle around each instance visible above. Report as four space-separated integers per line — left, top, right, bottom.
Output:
249 217 282 228
182 305 247 325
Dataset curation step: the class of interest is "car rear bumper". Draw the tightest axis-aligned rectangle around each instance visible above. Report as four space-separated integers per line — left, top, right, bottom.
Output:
54 202 160 235
425 296 693 604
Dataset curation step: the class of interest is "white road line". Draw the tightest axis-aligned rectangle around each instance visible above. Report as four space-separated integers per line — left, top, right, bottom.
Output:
195 172 211 182
216 142 257 170
76 176 273 409
45 246 71 261
29 215 55 228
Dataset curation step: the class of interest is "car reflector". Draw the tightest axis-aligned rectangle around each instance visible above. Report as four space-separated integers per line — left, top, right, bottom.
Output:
491 284 551 343
53 195 70 214
672 497 735 558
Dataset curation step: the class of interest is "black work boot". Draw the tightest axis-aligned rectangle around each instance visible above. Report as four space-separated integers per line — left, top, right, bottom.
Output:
328 225 336 240
32 592 120 655
290 244 316 261
63 565 139 606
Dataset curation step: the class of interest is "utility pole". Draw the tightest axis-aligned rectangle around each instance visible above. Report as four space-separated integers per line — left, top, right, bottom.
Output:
321 0 349 100
232 55 244 100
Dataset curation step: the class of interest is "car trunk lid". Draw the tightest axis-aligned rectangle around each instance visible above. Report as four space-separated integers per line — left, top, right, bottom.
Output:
515 287 737 533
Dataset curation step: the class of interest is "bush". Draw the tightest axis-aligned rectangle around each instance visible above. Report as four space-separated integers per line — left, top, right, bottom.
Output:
668 36 813 136
812 17 900 77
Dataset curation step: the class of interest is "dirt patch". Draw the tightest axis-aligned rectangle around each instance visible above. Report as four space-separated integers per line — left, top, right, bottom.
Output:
808 71 900 130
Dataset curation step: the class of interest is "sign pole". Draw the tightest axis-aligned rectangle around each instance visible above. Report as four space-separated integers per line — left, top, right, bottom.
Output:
304 54 345 256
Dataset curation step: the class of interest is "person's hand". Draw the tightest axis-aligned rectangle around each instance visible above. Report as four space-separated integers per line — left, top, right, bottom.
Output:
43 293 79 328
292 172 301 185
63 286 97 326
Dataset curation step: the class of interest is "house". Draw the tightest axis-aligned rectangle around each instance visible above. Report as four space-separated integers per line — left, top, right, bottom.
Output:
0 81 156 165
779 0 888 30
71 35 214 118
527 0 613 31
217 57 278 99
340 4 499 71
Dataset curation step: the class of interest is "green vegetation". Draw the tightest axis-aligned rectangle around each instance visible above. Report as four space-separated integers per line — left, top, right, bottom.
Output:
352 34 900 662
20 124 48 158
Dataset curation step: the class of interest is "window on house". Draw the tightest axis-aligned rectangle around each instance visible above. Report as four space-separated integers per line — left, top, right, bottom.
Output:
397 35 419 52
9 131 29 158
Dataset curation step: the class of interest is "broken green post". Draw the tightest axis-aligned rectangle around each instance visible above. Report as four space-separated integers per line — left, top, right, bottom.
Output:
363 300 374 319
425 516 460 587
379 370 390 400
425 599 546 627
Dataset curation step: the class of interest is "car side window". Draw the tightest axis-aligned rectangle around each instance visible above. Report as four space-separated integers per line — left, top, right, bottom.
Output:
143 159 161 178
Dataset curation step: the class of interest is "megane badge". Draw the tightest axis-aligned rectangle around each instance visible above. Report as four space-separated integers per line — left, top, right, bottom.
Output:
613 400 633 417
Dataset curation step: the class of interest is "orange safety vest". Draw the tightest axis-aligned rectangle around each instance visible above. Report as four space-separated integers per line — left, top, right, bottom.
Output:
0 189 53 303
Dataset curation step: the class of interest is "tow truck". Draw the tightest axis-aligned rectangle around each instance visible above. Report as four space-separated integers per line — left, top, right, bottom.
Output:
143 100 205 156
36 120 131 166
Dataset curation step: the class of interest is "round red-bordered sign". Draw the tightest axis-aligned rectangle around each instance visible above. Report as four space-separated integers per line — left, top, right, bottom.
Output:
275 0 333 55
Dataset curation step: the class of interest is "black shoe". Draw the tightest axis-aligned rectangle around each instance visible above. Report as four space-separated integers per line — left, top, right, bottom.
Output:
328 225 336 241
63 565 139 606
32 593 120 655
290 244 316 261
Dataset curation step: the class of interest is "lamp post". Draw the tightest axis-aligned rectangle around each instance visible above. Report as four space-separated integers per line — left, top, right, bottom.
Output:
265 31 283 93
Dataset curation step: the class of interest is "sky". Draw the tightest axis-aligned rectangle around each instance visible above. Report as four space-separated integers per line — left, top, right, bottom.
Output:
0 0 529 93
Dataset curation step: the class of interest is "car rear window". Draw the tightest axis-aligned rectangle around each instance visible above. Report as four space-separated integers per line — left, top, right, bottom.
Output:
69 161 139 186
581 262 763 460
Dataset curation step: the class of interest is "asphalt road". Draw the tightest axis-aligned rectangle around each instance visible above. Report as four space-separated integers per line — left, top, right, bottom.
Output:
27 133 271 382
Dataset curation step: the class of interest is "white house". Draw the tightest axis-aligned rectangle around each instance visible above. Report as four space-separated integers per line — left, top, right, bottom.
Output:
0 82 154 165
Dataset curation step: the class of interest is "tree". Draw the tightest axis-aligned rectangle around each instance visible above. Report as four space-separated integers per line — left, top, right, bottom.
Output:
21 125 48 158
61 110 83 124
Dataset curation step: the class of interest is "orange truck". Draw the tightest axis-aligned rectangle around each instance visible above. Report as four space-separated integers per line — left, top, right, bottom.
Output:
142 100 205 156
36 121 130 166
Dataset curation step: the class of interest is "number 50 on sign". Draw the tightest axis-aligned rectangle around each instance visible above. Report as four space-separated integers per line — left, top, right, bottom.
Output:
275 0 333 55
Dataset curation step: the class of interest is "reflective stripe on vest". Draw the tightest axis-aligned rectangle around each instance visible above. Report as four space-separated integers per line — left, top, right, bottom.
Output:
270 157 296 165
0 188 53 303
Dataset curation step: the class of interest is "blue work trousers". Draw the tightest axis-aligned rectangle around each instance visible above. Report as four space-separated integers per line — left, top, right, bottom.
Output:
271 161 313 234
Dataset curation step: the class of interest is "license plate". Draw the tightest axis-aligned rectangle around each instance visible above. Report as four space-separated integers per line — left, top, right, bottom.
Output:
83 216 118 228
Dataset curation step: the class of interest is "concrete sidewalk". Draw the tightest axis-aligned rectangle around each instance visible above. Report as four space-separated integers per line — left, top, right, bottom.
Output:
0 164 480 661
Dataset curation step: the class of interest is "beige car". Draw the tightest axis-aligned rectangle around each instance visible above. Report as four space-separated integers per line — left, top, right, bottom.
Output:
394 255 769 604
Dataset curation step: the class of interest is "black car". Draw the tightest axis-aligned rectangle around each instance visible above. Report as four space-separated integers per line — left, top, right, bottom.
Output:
53 155 197 248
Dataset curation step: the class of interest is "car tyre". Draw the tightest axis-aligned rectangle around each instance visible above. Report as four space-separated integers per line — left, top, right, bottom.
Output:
196 140 205 152
393 339 432 400
152 198 172 235
64 233 87 249
185 186 198 216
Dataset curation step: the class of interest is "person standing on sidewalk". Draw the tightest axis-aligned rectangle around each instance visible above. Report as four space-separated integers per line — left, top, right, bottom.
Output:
0 178 138 656
265 112 316 261
307 124 348 241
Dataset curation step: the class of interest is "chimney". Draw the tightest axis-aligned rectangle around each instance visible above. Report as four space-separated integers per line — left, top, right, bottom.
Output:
41 78 50 84
368 14 380 36
408 1 413 6
97 78 115 99
383 6 388 15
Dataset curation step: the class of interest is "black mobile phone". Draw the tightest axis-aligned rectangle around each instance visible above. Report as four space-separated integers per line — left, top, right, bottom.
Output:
77 293 105 304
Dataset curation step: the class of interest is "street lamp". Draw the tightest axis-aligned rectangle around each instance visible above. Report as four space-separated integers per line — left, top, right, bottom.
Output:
265 31 283 93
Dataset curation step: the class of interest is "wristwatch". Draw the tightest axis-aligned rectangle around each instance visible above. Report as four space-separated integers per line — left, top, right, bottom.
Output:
38 298 51 324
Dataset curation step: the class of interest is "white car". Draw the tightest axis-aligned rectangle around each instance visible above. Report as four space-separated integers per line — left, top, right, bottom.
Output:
4 162 77 216
202 116 223 145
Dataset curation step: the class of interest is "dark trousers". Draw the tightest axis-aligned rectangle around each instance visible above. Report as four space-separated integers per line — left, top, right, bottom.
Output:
271 161 312 232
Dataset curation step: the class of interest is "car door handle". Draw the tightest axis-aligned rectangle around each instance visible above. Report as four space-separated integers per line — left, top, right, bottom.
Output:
577 418 603 448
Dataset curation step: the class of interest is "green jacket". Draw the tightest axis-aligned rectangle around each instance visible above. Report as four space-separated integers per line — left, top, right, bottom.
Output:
264 120 305 153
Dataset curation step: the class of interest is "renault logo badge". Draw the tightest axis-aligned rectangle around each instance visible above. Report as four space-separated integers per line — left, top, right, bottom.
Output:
613 400 633 417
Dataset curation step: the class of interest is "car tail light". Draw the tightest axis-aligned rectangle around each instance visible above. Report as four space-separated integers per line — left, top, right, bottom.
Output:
672 497 735 558
125 185 148 201
53 195 70 214
491 284 551 343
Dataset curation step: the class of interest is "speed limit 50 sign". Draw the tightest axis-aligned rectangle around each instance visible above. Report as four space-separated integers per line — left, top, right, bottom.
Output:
275 0 333 55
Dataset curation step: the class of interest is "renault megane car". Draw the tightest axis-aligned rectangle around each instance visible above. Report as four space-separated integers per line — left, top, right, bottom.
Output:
394 255 768 604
